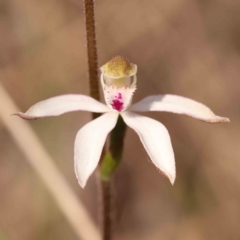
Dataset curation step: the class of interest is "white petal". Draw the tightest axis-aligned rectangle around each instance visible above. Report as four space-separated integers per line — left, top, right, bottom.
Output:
13 94 110 120
121 111 175 184
74 112 119 188
129 94 229 123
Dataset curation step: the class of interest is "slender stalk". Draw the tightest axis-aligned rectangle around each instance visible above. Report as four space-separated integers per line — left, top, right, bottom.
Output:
99 116 127 240
84 0 100 105
83 1 112 239
100 180 112 240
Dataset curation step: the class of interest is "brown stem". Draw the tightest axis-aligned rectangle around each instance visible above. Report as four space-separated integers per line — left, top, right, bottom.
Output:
84 0 100 104
100 180 112 240
83 1 112 239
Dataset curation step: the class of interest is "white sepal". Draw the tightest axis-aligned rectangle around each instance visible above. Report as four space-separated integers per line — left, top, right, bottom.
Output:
74 111 119 188
129 94 229 123
14 94 110 120
121 111 176 184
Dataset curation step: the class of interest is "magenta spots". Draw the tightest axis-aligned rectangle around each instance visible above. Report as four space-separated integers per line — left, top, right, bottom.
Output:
118 93 122 99
114 93 123 100
112 92 124 111
111 99 123 112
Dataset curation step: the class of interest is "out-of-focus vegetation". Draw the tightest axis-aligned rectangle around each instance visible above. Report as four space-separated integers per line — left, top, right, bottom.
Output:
0 0 239 239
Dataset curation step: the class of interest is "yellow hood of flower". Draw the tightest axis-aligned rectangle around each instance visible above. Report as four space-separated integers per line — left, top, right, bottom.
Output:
102 55 135 78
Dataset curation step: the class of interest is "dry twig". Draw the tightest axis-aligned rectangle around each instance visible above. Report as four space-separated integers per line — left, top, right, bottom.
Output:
0 82 101 240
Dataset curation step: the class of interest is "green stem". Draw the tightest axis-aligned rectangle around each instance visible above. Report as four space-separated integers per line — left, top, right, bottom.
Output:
100 116 127 180
99 115 127 239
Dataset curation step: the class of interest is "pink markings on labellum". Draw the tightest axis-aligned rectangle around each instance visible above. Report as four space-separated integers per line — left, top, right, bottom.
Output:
114 93 122 100
118 93 122 99
112 93 123 111
111 99 123 111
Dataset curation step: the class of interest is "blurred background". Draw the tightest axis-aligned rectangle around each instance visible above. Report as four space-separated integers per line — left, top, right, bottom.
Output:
0 0 239 239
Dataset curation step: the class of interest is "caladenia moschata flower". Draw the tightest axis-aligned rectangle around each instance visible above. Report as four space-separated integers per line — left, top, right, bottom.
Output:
14 56 229 188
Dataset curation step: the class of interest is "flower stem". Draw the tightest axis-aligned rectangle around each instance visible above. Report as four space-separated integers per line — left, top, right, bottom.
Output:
100 180 112 240
99 116 127 239
83 1 112 239
83 0 100 119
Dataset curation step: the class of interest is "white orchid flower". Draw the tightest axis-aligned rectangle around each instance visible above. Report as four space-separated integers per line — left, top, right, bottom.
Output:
14 56 229 188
